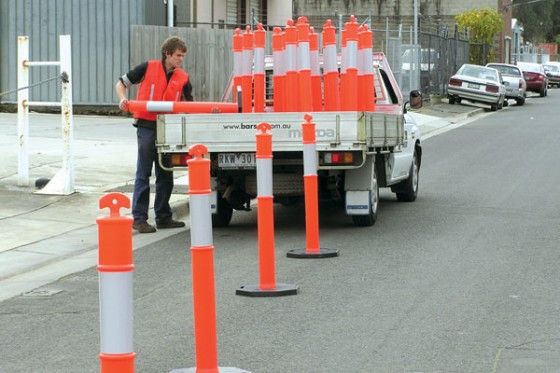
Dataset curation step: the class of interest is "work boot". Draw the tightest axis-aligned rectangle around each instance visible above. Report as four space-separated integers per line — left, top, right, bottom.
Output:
156 218 185 229
132 221 157 234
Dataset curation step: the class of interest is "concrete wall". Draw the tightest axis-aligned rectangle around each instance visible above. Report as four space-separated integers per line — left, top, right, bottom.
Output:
267 0 293 26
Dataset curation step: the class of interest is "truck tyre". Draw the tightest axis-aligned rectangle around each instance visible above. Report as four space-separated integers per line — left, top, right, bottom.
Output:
394 150 419 202
516 97 525 106
351 168 378 227
490 103 498 111
212 194 233 227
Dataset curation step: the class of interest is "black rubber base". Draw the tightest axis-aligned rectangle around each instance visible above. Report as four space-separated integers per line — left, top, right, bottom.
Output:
235 283 298 297
286 248 339 259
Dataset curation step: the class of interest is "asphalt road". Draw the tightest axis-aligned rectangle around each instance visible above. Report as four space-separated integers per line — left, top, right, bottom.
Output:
1 92 560 372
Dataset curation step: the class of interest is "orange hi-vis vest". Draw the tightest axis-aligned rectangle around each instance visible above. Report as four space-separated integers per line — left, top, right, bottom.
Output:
134 60 189 121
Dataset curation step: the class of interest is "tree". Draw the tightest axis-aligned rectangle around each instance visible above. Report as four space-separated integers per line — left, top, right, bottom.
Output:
513 0 555 43
456 8 504 64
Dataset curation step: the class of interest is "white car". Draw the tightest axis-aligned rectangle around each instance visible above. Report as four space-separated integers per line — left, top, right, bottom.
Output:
447 64 506 111
486 63 527 106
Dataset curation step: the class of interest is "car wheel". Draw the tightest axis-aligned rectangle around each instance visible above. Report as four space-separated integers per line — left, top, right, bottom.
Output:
540 86 546 97
351 168 378 227
516 97 525 106
448 96 455 105
456 97 462 104
394 151 419 202
497 100 503 110
490 104 498 111
503 99 509 107
212 193 233 227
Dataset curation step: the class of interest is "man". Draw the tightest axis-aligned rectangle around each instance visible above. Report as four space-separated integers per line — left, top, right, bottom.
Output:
115 36 193 233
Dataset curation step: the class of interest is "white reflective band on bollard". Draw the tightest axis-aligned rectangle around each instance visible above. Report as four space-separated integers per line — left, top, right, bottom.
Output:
324 45 338 72
303 144 317 176
363 51 374 74
297 43 311 70
310 51 320 76
234 53 243 76
285 45 296 71
256 159 273 197
99 272 133 353
190 194 213 247
273 51 284 76
242 50 253 74
146 101 174 112
254 49 264 73
346 41 358 69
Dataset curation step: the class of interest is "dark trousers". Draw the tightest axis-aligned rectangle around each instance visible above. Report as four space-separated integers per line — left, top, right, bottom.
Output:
132 126 173 224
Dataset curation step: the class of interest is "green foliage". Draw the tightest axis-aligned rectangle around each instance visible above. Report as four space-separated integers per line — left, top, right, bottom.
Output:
456 8 503 65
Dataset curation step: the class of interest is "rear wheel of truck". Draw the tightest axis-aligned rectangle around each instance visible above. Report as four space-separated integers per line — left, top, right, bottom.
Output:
212 194 233 227
394 151 419 202
351 168 379 227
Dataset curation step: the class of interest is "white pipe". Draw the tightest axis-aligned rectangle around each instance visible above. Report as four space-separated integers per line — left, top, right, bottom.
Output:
26 101 61 107
59 35 74 195
25 61 61 67
168 0 174 27
17 36 29 187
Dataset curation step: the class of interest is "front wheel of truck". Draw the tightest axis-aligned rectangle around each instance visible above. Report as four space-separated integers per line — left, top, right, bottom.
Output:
212 194 233 227
351 168 379 227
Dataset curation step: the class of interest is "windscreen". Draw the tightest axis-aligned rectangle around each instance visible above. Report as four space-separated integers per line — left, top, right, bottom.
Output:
487 64 520 76
459 65 498 81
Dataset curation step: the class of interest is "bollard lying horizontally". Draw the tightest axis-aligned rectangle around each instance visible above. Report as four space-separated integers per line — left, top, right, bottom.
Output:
97 192 135 373
236 123 298 297
287 114 339 259
171 144 249 373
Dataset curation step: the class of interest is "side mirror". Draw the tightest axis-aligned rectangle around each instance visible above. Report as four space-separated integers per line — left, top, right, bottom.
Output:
409 90 423 109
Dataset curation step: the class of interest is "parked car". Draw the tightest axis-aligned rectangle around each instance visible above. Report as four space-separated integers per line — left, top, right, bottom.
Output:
447 64 506 111
516 62 548 97
543 62 560 88
486 63 527 106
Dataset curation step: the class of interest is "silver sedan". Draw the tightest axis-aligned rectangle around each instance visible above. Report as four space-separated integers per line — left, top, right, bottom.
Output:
486 63 526 106
447 64 506 111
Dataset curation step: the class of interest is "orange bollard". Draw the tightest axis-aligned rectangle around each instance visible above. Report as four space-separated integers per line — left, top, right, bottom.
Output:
236 123 298 297
296 16 313 112
361 24 376 111
242 26 254 113
322 19 340 111
272 27 286 112
341 15 359 111
97 192 135 373
284 19 299 112
253 23 266 112
125 100 239 114
287 115 339 259
232 28 243 103
173 144 248 373
309 27 323 111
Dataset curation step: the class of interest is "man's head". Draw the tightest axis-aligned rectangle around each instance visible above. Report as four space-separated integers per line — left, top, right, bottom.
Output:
161 36 187 71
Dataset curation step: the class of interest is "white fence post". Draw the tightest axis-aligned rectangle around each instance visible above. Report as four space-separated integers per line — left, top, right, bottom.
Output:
17 36 30 187
17 34 75 195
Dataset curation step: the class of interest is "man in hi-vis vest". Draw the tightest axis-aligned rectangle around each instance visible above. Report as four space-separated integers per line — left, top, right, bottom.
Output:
115 36 193 233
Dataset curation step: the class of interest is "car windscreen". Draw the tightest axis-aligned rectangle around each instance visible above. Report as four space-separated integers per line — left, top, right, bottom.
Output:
487 65 520 76
545 64 560 72
517 63 542 73
459 65 498 81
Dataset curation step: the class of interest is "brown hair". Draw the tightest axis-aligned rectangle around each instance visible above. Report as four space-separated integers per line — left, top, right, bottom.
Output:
161 36 187 61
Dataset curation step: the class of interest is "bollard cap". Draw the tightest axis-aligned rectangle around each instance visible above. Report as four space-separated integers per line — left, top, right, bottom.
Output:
243 25 254 50
187 144 211 194
272 27 285 51
309 27 319 51
254 23 266 48
296 16 310 42
359 24 373 49
322 19 336 46
302 114 316 144
97 193 133 272
256 123 272 158
284 19 297 44
233 28 243 52
345 15 359 41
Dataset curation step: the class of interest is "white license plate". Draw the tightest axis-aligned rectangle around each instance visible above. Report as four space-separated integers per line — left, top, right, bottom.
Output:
218 153 256 168
467 82 480 89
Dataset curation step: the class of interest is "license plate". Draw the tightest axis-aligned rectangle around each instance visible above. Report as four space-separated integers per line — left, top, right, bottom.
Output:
467 83 480 89
218 153 256 169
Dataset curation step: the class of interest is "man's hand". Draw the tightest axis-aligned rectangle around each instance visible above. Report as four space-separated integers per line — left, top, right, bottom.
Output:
119 98 129 111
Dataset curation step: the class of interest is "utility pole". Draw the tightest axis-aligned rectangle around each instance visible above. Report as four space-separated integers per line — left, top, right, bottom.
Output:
413 0 418 45
167 0 174 27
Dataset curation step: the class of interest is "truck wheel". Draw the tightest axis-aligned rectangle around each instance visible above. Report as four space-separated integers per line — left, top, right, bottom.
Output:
490 104 498 111
212 194 233 227
395 151 419 202
351 168 378 227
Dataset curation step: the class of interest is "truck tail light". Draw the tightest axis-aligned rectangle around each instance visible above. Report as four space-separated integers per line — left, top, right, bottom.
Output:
486 84 499 93
322 151 354 165
170 153 192 167
449 78 462 86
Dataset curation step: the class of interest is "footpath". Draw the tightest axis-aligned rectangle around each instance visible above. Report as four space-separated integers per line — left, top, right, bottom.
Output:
0 102 485 301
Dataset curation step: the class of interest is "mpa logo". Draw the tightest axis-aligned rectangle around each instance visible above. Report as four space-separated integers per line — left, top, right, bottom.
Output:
288 128 335 138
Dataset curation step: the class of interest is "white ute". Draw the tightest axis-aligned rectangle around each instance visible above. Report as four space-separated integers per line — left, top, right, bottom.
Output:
155 53 422 227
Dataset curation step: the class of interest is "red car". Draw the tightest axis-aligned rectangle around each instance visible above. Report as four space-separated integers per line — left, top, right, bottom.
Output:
517 62 548 97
